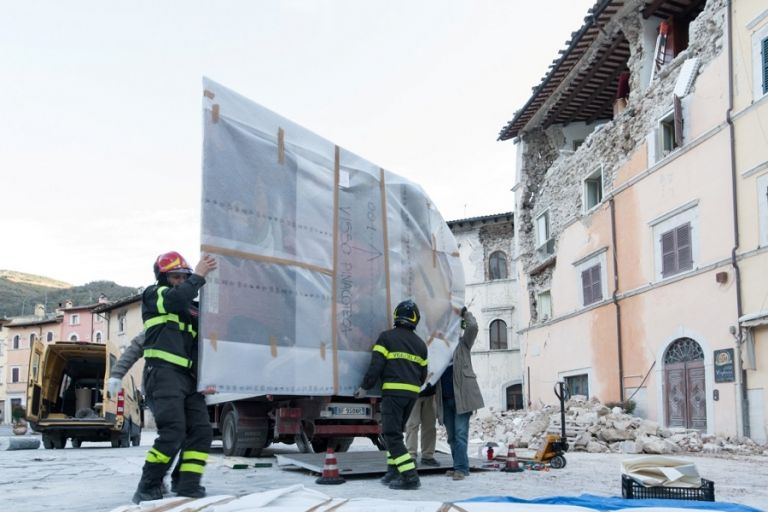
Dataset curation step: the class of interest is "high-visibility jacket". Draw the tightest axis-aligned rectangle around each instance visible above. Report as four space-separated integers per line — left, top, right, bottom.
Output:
142 275 205 372
361 326 428 397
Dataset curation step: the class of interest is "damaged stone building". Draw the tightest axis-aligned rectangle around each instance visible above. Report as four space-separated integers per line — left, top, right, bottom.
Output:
447 213 522 411
499 0 768 441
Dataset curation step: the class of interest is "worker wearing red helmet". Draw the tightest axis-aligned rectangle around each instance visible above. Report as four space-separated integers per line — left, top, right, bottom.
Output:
132 251 217 504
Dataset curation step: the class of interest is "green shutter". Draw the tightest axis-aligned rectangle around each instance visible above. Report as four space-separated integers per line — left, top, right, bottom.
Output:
763 37 768 94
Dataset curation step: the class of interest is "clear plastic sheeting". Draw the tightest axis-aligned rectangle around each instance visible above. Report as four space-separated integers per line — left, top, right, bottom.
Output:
199 78 464 401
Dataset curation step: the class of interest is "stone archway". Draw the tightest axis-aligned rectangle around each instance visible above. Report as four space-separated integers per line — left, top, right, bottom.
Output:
663 337 707 430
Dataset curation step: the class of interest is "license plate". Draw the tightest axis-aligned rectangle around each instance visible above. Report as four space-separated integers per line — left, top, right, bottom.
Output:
330 406 368 416
323 404 371 418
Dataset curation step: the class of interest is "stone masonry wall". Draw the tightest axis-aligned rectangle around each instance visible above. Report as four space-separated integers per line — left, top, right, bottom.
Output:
516 0 726 318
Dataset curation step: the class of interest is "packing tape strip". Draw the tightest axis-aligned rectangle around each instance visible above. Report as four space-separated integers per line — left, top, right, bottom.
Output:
209 332 218 351
320 341 326 361
212 104 220 124
203 89 215 99
379 168 392 326
270 336 278 358
432 234 437 268
331 145 341 394
278 127 285 164
201 244 333 276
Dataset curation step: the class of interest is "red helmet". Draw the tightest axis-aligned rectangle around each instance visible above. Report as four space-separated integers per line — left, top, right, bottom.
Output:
153 251 193 280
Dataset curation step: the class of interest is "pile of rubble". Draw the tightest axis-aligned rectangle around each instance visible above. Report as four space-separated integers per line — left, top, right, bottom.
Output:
446 396 767 456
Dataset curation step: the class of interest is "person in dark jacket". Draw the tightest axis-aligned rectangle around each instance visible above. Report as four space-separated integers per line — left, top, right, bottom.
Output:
355 300 428 490
132 251 217 504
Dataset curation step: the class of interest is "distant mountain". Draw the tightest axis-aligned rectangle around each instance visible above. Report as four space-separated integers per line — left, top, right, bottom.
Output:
0 270 139 318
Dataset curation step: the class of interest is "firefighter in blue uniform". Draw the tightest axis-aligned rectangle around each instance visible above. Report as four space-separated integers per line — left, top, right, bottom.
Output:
355 299 428 490
132 251 217 504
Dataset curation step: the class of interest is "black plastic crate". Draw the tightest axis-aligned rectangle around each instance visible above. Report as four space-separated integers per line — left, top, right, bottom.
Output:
621 474 715 501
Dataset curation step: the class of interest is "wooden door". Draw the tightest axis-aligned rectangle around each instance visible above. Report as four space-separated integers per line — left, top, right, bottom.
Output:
664 360 706 430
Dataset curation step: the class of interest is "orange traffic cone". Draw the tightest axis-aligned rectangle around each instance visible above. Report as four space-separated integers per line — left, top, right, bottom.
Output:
501 443 523 473
315 448 346 485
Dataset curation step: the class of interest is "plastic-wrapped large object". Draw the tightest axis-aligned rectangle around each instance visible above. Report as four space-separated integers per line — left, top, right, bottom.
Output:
199 78 464 402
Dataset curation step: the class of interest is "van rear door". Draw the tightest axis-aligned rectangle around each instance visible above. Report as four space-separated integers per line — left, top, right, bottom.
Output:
26 339 46 422
102 339 121 419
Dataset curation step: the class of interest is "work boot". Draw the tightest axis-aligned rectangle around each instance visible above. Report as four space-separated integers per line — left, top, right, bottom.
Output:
380 466 399 485
388 470 420 490
171 477 205 495
133 464 166 503
175 473 206 498
132 485 163 504
420 456 439 466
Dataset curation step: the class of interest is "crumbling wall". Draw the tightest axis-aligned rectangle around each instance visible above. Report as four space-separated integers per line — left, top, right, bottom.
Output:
516 0 726 322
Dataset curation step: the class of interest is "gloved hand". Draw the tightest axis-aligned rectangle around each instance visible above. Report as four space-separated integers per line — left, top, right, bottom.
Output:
353 386 367 399
419 383 436 397
107 377 122 399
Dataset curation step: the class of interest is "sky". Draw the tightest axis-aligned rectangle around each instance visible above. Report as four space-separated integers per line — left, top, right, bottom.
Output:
0 0 595 288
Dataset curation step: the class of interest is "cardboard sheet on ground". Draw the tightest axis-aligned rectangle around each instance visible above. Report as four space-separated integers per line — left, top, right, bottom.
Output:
198 78 464 400
108 485 762 512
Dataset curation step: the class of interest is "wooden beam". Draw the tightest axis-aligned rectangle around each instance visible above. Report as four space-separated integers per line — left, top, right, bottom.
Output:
543 35 627 128
643 0 667 19
586 64 629 123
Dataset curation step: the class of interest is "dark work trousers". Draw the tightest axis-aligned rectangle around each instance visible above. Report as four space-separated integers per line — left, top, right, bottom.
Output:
381 394 417 475
139 365 212 490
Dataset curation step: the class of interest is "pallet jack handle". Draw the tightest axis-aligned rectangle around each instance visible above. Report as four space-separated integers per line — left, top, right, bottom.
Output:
554 381 567 441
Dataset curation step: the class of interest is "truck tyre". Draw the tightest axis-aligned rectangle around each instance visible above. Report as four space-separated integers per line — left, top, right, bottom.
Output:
51 435 66 449
42 434 54 450
131 433 142 446
222 410 248 456
71 438 82 448
311 437 354 453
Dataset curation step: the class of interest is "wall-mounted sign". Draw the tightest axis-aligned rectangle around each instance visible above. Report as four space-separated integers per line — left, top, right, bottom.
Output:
714 348 735 383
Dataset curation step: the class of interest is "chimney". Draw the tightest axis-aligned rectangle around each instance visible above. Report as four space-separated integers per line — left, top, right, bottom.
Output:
65 299 73 309
34 303 46 317
98 294 109 304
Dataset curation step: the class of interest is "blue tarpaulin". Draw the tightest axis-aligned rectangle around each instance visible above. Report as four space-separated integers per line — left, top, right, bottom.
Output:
458 494 763 512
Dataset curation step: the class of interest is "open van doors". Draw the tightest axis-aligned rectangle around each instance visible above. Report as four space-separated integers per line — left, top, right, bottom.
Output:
26 338 46 423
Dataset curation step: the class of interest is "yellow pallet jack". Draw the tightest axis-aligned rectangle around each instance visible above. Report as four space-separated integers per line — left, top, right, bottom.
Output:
519 382 569 470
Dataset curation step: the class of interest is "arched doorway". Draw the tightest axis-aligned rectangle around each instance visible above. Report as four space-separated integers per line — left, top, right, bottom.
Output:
663 338 706 430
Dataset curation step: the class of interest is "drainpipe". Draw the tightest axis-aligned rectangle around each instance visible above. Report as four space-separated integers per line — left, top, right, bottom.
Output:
725 0 748 437
609 197 625 401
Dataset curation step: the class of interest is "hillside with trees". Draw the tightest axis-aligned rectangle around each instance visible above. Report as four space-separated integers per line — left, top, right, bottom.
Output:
0 270 138 318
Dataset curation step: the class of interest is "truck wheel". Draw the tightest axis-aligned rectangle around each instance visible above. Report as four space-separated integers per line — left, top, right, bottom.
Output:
131 433 142 446
52 435 66 449
42 434 54 450
311 437 354 453
71 438 82 448
221 411 248 456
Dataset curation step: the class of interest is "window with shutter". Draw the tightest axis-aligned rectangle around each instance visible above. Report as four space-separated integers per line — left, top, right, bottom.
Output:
581 264 603 306
763 37 768 95
661 230 677 276
661 222 692 277
673 95 683 147
676 223 693 271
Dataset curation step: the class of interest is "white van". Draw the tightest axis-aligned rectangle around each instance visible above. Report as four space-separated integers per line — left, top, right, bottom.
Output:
26 340 143 449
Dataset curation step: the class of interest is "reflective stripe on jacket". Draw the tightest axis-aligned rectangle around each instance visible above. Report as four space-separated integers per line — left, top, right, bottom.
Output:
361 326 428 397
142 275 205 371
